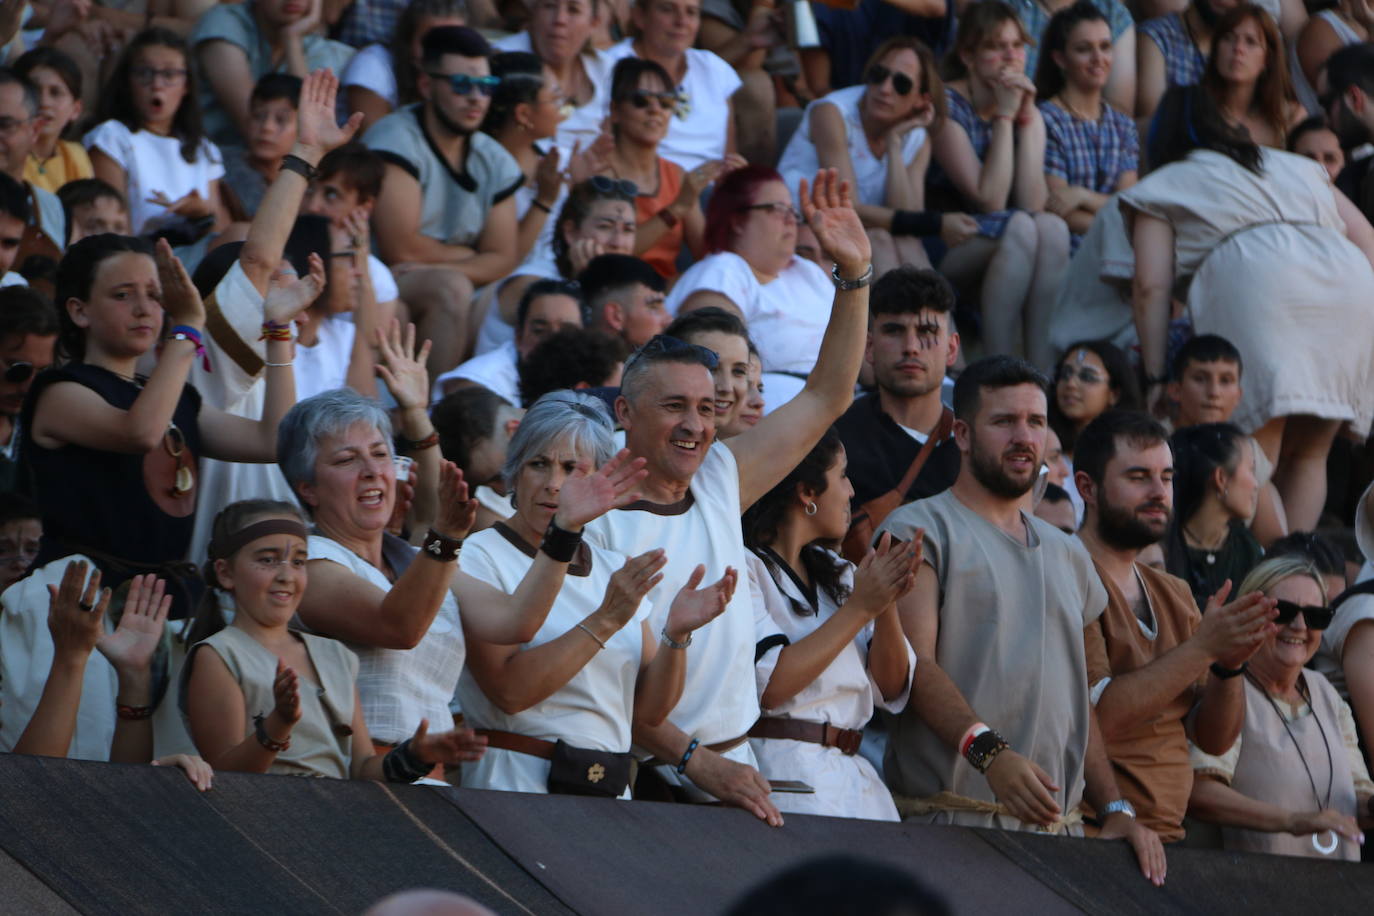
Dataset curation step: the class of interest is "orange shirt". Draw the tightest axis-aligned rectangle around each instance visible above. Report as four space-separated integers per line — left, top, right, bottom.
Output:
635 157 684 280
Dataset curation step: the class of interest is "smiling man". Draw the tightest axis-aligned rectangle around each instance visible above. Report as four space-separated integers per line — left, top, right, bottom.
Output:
1073 410 1275 843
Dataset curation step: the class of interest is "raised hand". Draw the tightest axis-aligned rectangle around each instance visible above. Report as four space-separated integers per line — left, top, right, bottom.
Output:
554 448 649 529
95 573 171 676
263 252 326 324
568 133 615 185
1196 581 1277 670
374 319 433 411
848 532 920 617
271 658 302 727
153 754 214 792
985 749 1062 827
154 238 206 328
296 68 364 156
598 550 668 629
534 146 563 206
45 560 110 660
799 169 870 276
434 461 478 541
663 564 736 640
410 717 488 765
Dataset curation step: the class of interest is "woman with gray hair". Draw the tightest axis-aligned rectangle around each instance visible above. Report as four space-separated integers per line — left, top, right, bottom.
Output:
457 391 737 798
280 377 648 774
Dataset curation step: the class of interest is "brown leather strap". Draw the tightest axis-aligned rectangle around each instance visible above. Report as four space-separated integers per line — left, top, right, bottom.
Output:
203 291 265 379
893 406 954 498
748 717 863 755
475 729 556 760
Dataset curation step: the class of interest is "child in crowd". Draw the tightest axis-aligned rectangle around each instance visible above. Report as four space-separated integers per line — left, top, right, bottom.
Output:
13 48 92 194
181 500 487 781
0 492 40 591
222 74 301 217
57 179 131 245
84 28 230 242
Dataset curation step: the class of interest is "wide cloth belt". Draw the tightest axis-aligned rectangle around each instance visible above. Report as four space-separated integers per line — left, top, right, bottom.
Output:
893 791 1085 835
748 717 863 755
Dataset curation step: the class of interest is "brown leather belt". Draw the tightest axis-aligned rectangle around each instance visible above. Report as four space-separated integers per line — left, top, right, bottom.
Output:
642 734 748 768
476 729 556 760
748 717 864 755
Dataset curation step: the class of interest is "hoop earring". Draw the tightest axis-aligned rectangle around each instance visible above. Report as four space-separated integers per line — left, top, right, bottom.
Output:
805 502 817 516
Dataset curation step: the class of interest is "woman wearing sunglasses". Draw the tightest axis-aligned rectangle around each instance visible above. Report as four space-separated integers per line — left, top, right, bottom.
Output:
778 37 976 279
1188 555 1373 860
928 1 1070 368
601 57 744 281
1033 2 1138 251
1048 338 1139 464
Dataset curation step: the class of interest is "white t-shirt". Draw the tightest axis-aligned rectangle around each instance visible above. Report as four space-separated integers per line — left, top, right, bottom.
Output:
666 251 834 375
0 271 25 287
583 442 760 776
307 534 465 745
83 119 226 235
295 315 356 401
369 252 399 303
475 247 560 356
777 85 927 207
456 526 650 795
495 31 614 155
601 40 741 172
431 339 520 405
341 43 397 108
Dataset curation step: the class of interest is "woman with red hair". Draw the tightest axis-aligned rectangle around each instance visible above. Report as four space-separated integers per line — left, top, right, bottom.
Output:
1200 4 1304 148
664 165 836 409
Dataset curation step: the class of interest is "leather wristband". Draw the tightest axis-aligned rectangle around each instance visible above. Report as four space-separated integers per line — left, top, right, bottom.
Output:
401 431 440 451
421 528 462 562
1209 660 1249 679
253 713 290 753
890 209 942 237
382 737 433 783
964 728 1009 773
281 153 318 181
657 207 680 228
540 518 583 563
676 737 700 775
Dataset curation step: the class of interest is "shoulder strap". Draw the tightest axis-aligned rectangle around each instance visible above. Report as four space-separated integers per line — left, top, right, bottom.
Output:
1331 577 1374 612
893 407 954 497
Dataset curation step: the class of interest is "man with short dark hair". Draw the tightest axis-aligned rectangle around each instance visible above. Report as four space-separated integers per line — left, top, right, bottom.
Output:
432 386 523 532
0 70 64 261
0 286 57 494
1326 42 1374 222
0 173 30 285
222 73 303 215
57 179 130 245
1168 333 1243 429
1073 409 1274 842
366 25 522 378
578 253 671 349
834 265 960 509
878 357 1166 883
518 327 628 407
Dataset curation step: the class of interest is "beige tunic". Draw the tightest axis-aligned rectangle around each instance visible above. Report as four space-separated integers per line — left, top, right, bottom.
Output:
184 626 359 779
877 490 1108 830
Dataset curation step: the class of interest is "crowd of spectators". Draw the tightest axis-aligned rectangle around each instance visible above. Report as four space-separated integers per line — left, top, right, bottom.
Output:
0 0 1371 890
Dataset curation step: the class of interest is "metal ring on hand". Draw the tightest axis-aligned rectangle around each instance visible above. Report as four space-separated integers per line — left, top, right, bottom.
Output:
78 601 95 612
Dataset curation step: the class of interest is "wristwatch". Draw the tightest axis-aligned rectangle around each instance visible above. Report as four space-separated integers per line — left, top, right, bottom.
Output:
1101 799 1137 819
830 263 874 290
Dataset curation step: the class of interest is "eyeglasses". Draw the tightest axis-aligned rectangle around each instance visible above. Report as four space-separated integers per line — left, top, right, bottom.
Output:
589 175 639 199
624 334 720 379
131 66 188 87
1056 365 1105 385
627 89 680 111
865 64 915 96
1273 599 1334 631
744 201 801 223
1 359 35 384
430 73 501 96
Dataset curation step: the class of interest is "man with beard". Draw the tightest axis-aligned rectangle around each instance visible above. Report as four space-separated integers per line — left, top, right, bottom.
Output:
365 26 522 379
1324 43 1374 224
878 357 1168 885
1073 410 1276 842
834 266 960 510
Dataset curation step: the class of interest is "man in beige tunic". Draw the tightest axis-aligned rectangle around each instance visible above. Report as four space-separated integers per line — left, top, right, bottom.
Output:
878 357 1167 885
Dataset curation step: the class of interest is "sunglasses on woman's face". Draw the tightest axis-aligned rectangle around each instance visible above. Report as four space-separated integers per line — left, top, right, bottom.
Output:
1 360 34 384
628 89 679 111
1273 599 1334 631
1056 365 1104 385
866 64 915 96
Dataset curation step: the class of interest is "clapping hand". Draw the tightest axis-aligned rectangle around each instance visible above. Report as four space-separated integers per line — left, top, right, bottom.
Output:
598 550 668 629
45 560 110 660
848 532 920 618
375 319 433 411
663 564 737 640
263 251 326 324
271 657 302 726
95 573 171 677
433 461 478 541
146 189 213 221
799 169 870 278
409 717 488 766
553 448 649 530
154 238 206 329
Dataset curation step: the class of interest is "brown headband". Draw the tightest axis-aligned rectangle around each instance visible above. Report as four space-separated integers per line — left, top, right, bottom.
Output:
209 519 310 560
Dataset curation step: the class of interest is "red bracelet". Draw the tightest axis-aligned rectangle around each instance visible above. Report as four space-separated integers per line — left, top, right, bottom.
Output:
959 722 990 758
260 321 293 342
402 431 440 451
117 703 155 720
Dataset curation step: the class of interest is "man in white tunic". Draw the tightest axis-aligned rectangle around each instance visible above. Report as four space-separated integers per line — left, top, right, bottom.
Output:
877 356 1168 884
584 171 873 825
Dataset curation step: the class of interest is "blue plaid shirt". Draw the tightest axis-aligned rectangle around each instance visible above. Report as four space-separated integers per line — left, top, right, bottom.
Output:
1041 101 1138 194
999 0 1135 77
334 0 408 48
1139 13 1206 89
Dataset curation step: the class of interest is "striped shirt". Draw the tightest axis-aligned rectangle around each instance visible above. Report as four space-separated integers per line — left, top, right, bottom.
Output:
1041 100 1139 194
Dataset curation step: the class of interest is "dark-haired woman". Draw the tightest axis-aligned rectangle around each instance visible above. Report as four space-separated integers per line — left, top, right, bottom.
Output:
1034 2 1138 250
1127 85 1374 532
743 431 917 821
85 29 232 240
1049 338 1140 463
19 235 297 618
1166 423 1264 610
1200 4 1304 149
778 37 973 278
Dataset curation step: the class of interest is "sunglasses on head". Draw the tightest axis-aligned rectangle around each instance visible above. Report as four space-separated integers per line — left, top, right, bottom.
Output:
626 334 721 375
589 175 639 199
1273 599 1333 631
866 64 915 96
627 89 680 111
2 360 34 384
430 73 501 96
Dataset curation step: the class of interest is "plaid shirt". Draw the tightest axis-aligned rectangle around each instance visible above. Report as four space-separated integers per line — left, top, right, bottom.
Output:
1041 101 1139 194
1140 13 1206 89
333 0 408 48
1001 0 1134 78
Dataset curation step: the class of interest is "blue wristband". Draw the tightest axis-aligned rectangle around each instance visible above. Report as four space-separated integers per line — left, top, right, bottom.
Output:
676 737 700 775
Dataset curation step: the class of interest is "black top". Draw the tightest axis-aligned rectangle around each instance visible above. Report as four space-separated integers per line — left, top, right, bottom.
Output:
833 392 960 507
1336 155 1374 227
1165 519 1263 611
20 364 203 594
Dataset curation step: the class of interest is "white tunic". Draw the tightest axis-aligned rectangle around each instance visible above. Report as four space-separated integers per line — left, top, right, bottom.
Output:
777 85 927 209
583 442 767 785
665 252 834 376
747 549 915 821
430 339 520 406
456 526 648 795
306 535 465 745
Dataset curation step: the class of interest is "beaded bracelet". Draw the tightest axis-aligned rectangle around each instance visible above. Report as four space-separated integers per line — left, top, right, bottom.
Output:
676 738 700 776
260 321 294 342
253 713 290 753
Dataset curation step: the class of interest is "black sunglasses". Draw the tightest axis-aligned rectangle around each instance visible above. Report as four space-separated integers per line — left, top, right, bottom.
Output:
1273 599 1334 631
866 64 914 96
626 334 720 374
2 360 34 384
589 175 639 199
627 89 679 111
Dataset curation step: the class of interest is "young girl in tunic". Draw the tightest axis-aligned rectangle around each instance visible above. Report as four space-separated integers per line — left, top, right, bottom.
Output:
182 499 487 781
742 430 918 821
